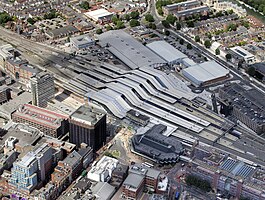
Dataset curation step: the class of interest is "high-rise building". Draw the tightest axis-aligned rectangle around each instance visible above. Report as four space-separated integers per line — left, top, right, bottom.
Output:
30 71 55 108
9 143 53 195
69 105 106 150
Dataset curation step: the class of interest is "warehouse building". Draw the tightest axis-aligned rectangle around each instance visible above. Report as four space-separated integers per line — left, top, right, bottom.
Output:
146 40 187 66
182 60 230 87
98 30 166 69
230 46 256 64
85 9 113 24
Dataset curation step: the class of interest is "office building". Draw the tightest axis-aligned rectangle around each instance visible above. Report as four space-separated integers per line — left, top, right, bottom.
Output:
163 0 201 15
70 34 95 49
0 85 11 105
87 156 119 182
30 71 55 108
219 83 265 134
9 143 53 195
69 105 106 150
230 46 256 64
12 104 69 138
122 173 145 200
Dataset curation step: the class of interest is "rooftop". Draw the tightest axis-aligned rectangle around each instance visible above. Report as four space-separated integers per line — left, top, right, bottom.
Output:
91 182 115 200
46 25 79 38
182 60 229 85
219 83 265 124
231 46 255 58
175 6 209 16
126 109 150 122
61 150 82 169
70 105 106 126
70 34 94 46
123 173 144 189
146 40 187 63
98 30 166 69
85 8 113 21
12 104 69 129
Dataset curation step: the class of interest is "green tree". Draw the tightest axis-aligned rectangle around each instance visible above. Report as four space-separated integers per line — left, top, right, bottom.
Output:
204 40 211 48
162 20 170 28
129 19 140 27
116 21 125 29
124 14 130 21
195 35 200 42
179 38 184 45
157 8 164 16
27 17 35 25
166 14 176 25
44 9 58 19
130 11 140 19
148 23 156 29
165 30 170 36
0 12 12 25
79 1 90 10
247 67 256 77
176 22 181 30
96 28 103 34
187 43 192 49
145 13 155 22
111 15 119 24
215 48 220 55
186 20 194 27
106 25 113 31
225 53 232 61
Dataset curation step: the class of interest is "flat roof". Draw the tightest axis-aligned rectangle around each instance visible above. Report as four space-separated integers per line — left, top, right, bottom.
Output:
183 60 229 84
85 9 113 21
70 105 106 126
176 6 209 16
123 173 144 189
70 34 93 46
231 46 255 58
146 40 187 63
98 30 166 69
91 182 115 200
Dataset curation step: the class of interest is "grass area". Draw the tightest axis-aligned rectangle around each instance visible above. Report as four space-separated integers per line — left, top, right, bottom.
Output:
112 150 121 158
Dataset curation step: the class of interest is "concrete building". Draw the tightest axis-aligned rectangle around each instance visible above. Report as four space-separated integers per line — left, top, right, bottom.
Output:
9 143 53 195
87 156 119 182
175 6 210 20
30 71 55 108
219 83 265 134
98 30 166 69
0 85 11 105
146 40 188 66
91 182 116 200
12 104 69 138
69 105 106 150
122 173 145 200
70 34 95 49
230 46 256 64
84 9 113 24
182 60 230 87
131 124 184 164
0 44 14 70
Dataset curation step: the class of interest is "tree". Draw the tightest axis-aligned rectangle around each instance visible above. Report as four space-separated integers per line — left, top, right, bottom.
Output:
148 23 156 29
179 38 184 45
145 13 155 22
162 20 170 28
195 35 200 42
186 20 194 27
44 9 58 19
157 8 164 16
215 48 220 55
96 28 103 34
116 21 125 29
204 40 211 48
176 22 181 30
164 30 170 36
225 53 232 61
106 25 113 31
187 43 192 49
0 12 12 25
27 17 35 25
79 1 90 10
185 175 211 192
166 14 176 25
130 11 139 19
124 14 130 21
247 67 256 77
111 15 119 24
228 9 234 15
129 19 140 27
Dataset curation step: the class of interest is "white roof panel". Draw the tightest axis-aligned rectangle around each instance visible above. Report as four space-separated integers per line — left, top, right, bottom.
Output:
147 40 187 63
